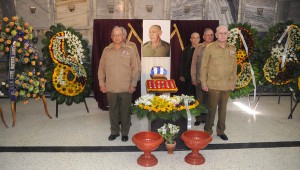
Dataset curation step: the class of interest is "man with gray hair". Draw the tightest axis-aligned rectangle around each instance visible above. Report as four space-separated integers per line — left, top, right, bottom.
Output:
98 26 139 142
200 25 237 140
191 28 214 126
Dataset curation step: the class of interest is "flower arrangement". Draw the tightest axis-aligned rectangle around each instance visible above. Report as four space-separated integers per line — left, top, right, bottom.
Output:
42 23 92 105
132 94 206 121
262 23 300 86
157 123 180 144
227 23 260 99
0 16 45 103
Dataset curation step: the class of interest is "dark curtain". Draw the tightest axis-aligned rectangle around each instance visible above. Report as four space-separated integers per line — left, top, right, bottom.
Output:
92 19 143 110
0 0 16 18
170 20 219 95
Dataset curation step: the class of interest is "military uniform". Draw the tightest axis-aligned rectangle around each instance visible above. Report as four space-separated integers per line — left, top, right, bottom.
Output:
142 40 170 57
178 45 196 96
200 41 237 135
190 43 208 122
98 43 139 136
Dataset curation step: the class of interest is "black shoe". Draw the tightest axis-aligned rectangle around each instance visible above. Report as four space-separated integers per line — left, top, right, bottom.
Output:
121 136 128 142
217 134 228 140
108 134 120 141
194 121 201 126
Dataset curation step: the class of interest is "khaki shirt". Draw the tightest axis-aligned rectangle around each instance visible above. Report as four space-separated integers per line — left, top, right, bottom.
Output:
107 41 141 80
98 43 139 93
126 41 141 81
142 40 170 57
191 43 206 83
200 42 237 91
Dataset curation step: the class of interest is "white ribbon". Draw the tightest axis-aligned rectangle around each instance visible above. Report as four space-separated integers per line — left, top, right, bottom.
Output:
277 26 291 69
56 36 66 39
184 99 192 130
238 29 256 102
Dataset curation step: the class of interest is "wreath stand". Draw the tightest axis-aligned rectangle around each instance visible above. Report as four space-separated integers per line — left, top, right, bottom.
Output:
55 98 89 118
0 95 52 127
288 90 299 119
0 105 9 128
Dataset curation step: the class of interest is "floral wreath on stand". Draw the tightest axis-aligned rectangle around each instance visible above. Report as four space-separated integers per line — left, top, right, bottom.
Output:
0 16 46 103
227 23 260 99
261 21 300 96
42 23 92 105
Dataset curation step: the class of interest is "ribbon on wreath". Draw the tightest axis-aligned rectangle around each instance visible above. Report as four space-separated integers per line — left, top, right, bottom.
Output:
8 41 17 101
277 26 291 69
238 29 257 102
184 98 192 130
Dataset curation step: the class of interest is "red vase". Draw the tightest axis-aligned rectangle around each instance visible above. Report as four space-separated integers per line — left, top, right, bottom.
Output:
165 141 176 154
181 130 212 165
132 131 164 167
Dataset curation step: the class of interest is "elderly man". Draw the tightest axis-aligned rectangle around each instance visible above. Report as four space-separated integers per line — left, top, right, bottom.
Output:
178 32 200 96
200 25 237 140
143 25 170 57
98 26 139 142
190 28 214 126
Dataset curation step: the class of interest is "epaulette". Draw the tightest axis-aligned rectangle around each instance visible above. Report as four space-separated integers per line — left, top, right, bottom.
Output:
143 41 150 46
206 42 215 48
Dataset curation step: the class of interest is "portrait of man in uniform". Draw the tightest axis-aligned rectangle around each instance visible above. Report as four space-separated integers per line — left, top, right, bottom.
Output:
142 25 170 57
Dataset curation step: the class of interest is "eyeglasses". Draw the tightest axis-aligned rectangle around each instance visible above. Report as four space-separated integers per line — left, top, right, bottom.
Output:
204 34 214 36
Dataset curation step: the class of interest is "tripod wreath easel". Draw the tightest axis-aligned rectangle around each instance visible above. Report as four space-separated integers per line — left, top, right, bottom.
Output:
0 95 52 128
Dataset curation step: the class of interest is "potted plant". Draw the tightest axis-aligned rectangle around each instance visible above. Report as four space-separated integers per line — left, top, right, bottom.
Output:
157 123 180 154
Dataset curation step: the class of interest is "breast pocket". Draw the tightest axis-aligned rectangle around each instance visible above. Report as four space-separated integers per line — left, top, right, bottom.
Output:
211 55 220 65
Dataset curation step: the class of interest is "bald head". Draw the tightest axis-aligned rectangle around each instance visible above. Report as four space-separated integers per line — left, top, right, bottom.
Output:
215 25 228 43
190 32 200 47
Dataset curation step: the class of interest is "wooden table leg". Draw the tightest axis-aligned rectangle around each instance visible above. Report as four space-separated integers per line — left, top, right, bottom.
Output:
0 106 9 128
11 101 16 127
42 95 52 119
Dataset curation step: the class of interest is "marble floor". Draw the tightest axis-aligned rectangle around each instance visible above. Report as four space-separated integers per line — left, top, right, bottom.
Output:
0 96 299 170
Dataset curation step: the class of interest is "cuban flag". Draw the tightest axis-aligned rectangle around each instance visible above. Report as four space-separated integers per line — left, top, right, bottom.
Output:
150 66 167 76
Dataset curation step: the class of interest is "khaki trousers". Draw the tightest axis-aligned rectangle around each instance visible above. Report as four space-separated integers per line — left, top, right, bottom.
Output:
107 92 132 136
204 89 231 135
195 83 208 121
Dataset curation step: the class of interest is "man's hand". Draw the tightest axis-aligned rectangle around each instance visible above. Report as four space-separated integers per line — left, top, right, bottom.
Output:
179 76 185 82
202 87 208 92
100 86 107 93
192 81 198 86
128 86 136 93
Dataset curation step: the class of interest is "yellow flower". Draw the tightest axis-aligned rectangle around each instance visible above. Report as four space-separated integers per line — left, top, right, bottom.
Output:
12 16 18 21
3 17 9 22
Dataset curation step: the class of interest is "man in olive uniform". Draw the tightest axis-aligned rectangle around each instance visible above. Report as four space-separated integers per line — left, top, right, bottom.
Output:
190 28 214 126
200 25 237 140
178 32 200 96
143 25 170 57
98 26 139 142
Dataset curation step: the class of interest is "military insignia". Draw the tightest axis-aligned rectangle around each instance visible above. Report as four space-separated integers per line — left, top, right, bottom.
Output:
230 50 236 55
122 50 130 56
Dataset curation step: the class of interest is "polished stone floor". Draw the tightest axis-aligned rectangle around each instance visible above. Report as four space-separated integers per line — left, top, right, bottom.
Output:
0 96 299 169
